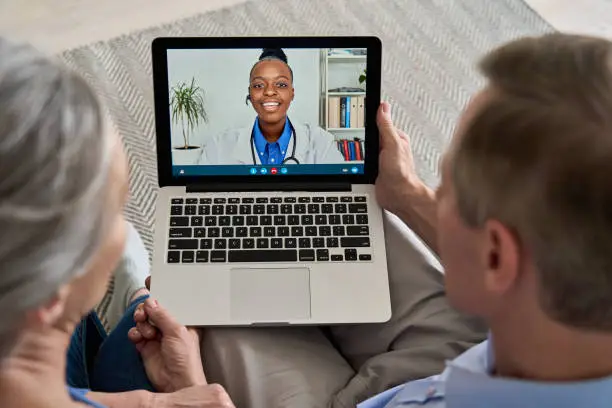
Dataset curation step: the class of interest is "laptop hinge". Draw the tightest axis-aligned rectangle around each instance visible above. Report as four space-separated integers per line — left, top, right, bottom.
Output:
186 182 351 193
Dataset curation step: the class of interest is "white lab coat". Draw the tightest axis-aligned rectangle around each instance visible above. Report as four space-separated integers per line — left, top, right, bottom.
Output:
196 122 346 165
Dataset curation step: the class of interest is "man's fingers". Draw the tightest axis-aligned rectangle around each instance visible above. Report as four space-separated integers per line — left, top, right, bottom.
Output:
134 341 146 353
376 102 400 149
143 298 183 336
128 327 144 343
376 102 394 131
136 337 160 358
136 321 158 340
133 303 147 322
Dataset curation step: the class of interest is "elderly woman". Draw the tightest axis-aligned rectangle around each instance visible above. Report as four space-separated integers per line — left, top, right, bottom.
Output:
0 38 233 407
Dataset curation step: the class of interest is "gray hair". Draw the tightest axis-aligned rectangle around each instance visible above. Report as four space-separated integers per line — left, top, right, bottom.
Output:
0 38 113 358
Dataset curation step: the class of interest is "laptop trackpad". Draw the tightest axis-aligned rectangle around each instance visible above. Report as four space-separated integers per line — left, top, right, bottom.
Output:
230 267 311 322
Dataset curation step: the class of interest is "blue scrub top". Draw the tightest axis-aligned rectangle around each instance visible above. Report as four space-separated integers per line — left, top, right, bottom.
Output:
252 117 293 165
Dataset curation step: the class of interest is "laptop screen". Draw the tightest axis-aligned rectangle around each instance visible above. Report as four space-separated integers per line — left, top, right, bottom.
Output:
167 47 368 177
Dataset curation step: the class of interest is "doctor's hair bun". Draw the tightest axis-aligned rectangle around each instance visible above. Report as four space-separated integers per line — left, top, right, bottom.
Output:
259 48 288 63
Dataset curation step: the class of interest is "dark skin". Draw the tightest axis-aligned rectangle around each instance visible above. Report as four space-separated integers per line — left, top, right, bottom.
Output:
248 59 295 143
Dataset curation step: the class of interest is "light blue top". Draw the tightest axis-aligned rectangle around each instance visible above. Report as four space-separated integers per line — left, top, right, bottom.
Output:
252 117 293 165
358 339 612 408
68 387 106 407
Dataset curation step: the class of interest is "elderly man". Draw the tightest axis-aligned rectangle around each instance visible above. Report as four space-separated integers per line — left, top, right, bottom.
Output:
359 32 612 407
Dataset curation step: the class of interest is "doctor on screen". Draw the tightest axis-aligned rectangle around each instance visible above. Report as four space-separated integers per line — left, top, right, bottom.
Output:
196 48 345 165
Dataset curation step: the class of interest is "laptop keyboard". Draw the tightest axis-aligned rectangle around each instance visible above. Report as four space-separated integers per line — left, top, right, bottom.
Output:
166 195 372 264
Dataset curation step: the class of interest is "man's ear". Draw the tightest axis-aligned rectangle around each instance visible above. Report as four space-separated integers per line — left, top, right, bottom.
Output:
26 284 71 328
482 219 521 295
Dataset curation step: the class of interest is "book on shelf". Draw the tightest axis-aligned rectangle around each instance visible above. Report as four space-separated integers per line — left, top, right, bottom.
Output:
354 138 362 160
328 95 365 129
342 139 349 161
336 138 365 161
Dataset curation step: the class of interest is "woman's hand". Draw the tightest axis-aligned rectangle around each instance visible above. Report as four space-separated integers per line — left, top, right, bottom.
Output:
128 289 206 393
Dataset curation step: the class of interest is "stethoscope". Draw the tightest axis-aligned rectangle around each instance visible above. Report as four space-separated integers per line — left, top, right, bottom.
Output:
250 118 300 165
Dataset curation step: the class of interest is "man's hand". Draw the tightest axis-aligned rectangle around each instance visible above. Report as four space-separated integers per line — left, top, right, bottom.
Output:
375 102 426 214
376 102 439 253
152 384 235 408
128 285 206 393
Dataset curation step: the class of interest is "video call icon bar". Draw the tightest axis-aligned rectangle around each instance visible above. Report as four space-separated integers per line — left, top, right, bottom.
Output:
249 167 289 175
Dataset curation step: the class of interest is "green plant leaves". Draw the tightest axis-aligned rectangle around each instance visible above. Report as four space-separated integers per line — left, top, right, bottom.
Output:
358 68 367 84
169 77 208 148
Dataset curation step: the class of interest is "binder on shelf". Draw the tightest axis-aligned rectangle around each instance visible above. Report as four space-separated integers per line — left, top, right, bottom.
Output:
350 97 358 128
339 97 347 128
356 96 365 128
346 96 351 128
327 94 365 129
328 96 340 128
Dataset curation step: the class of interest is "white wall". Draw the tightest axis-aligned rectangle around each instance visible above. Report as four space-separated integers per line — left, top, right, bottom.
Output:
167 48 321 148
327 61 367 90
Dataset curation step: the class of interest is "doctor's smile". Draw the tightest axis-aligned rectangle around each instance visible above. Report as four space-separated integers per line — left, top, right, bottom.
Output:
261 101 281 111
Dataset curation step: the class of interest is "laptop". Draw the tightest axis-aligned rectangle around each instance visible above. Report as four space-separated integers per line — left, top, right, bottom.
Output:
150 36 391 326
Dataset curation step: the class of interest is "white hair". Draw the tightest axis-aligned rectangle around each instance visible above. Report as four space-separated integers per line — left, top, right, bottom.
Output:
0 38 113 359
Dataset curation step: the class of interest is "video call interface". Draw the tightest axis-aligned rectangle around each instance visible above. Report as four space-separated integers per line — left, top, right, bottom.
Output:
167 47 368 177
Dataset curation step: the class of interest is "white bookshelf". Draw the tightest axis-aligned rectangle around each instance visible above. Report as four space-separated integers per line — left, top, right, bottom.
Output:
319 48 367 164
321 49 367 133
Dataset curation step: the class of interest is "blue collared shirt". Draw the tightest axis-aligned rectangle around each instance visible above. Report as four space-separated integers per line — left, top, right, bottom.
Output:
358 339 612 408
252 117 292 165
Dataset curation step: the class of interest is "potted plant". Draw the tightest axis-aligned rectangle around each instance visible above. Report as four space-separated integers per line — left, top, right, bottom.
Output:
170 78 208 165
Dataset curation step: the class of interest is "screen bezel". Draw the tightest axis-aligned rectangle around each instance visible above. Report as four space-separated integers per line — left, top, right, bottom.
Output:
152 36 382 188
